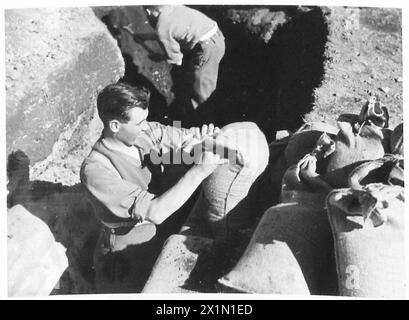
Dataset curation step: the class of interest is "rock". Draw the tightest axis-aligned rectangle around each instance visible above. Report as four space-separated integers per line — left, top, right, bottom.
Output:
8 205 68 296
6 7 124 184
94 6 174 104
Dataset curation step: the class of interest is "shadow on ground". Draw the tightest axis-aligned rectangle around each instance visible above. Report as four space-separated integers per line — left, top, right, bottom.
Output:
188 6 328 141
7 151 101 294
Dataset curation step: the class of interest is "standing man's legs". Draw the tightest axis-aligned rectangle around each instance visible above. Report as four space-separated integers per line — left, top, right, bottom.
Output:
189 30 225 109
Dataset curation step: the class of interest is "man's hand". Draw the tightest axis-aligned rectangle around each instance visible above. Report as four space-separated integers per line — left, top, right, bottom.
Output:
194 123 221 140
182 123 221 153
194 150 229 177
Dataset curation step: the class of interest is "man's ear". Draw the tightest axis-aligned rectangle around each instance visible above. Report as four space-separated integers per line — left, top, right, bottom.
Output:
109 120 120 133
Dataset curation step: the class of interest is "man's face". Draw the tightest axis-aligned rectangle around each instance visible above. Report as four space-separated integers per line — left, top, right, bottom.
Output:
115 107 149 146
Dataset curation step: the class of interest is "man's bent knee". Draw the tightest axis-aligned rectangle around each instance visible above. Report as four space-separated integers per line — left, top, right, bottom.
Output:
216 121 269 176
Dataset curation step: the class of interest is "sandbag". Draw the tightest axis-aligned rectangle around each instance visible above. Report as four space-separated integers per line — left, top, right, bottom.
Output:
348 154 404 190
218 131 341 295
390 122 403 155
325 121 385 188
256 122 337 214
187 122 269 239
284 121 338 167
381 128 393 153
325 98 392 189
282 133 335 193
218 189 334 295
142 234 214 293
326 185 405 298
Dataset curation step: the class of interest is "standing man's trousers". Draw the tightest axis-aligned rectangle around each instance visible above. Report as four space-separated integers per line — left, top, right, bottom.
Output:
187 29 225 109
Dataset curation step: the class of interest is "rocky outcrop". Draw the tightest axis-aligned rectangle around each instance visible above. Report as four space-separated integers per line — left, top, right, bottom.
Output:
6 7 125 184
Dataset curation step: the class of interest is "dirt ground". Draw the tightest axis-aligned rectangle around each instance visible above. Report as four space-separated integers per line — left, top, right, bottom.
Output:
309 7 403 128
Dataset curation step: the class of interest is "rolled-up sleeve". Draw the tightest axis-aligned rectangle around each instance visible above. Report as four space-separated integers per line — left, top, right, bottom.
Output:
157 29 183 65
149 122 197 152
80 160 155 222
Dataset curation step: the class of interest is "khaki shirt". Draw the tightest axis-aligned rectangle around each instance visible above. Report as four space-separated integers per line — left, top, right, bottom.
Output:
80 121 197 227
156 5 217 65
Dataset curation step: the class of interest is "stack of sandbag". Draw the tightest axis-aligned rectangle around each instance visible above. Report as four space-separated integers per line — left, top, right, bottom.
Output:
248 121 339 229
326 152 405 298
325 96 392 189
218 97 403 296
8 205 68 296
321 98 405 298
218 133 338 295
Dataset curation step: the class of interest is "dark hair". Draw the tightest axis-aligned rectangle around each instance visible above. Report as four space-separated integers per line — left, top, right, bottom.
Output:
97 83 150 126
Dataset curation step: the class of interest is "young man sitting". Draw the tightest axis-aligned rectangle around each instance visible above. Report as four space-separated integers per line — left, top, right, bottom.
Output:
80 82 269 292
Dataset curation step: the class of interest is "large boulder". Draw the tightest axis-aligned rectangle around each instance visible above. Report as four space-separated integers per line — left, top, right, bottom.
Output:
5 7 125 184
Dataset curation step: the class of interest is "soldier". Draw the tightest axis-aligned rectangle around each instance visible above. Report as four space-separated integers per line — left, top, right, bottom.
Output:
143 5 225 110
80 83 268 292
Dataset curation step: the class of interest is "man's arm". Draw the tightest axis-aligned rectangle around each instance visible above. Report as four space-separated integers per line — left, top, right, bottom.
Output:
81 147 226 226
145 150 227 225
157 29 183 66
157 122 220 154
